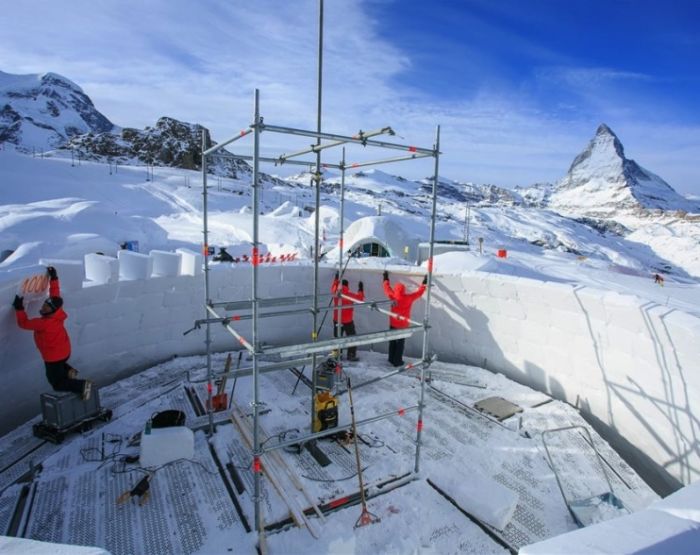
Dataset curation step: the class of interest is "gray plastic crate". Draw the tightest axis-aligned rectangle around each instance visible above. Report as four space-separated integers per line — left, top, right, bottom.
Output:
40 389 101 429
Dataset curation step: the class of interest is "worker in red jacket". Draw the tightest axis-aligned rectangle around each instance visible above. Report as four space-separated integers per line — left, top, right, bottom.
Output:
382 271 427 367
13 266 92 400
331 271 364 361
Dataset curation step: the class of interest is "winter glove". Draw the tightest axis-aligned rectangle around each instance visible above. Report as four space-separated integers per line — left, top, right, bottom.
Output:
422 275 428 285
382 271 389 282
12 295 24 311
358 281 364 292
47 266 58 280
334 271 339 280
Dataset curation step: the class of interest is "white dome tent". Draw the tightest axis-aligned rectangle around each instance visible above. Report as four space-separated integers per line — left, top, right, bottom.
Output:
333 215 422 262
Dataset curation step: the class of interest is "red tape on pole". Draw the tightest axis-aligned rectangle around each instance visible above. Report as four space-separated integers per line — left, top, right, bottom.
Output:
252 247 259 266
408 146 417 152
328 496 349 509
398 408 405 416
417 419 424 432
427 257 433 273
253 457 262 473
207 382 212 394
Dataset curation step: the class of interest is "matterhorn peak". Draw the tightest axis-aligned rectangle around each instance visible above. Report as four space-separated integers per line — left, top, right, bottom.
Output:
565 123 625 177
549 124 695 217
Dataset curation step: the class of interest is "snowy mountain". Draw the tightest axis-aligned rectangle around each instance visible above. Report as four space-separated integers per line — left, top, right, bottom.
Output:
0 70 114 150
549 124 697 218
0 69 254 179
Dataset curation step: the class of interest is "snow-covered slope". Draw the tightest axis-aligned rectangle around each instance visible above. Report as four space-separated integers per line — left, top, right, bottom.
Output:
0 70 114 150
549 124 697 217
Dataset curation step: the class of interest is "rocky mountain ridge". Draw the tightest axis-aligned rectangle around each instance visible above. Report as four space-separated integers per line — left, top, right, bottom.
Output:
62 116 251 179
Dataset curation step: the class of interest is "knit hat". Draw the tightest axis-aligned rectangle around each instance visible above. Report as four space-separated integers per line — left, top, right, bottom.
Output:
341 279 349 286
45 296 63 312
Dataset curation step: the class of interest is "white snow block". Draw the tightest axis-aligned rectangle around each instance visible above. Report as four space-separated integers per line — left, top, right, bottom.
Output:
150 249 181 277
118 249 153 281
430 469 518 530
84 253 118 284
38 258 85 292
650 480 700 523
139 426 194 467
519 505 700 555
176 247 202 276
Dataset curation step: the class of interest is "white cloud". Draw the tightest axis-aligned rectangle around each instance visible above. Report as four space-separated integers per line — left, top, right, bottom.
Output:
1 1 698 193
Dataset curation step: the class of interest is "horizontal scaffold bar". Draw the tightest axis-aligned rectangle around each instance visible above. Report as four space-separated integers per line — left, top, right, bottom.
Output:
261 404 420 453
213 293 335 311
203 127 254 156
336 354 437 396
210 151 343 169
344 151 433 170
277 126 394 163
188 357 313 384
260 123 436 156
261 326 422 358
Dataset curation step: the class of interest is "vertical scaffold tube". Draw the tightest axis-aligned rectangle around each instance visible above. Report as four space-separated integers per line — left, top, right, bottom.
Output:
414 125 440 474
310 0 324 433
201 130 214 437
251 89 262 533
335 148 346 346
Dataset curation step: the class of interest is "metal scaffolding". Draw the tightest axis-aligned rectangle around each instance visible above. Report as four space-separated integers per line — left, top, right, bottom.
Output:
196 89 440 536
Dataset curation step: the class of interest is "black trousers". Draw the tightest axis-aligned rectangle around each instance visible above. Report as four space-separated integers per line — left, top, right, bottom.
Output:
388 326 405 367
333 321 357 359
44 358 85 394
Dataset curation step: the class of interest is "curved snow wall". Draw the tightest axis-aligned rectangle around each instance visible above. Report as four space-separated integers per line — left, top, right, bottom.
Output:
360 270 699 494
1 257 698 492
0 252 319 436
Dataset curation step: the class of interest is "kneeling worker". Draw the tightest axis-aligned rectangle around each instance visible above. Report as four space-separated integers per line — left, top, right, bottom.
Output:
13 266 93 400
331 271 364 361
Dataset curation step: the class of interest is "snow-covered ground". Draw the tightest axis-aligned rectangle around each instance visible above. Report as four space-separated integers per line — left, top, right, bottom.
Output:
0 351 658 554
0 148 699 552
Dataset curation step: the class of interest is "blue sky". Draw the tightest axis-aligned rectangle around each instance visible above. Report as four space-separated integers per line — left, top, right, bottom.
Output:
1 0 698 193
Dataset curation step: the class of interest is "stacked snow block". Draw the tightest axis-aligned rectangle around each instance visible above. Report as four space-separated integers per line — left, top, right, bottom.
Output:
117 249 153 281
150 250 181 277
84 253 119 285
176 248 202 276
38 258 85 293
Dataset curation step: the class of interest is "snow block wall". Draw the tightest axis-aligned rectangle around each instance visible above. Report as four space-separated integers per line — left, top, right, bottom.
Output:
0 256 322 435
1 259 698 491
353 269 700 492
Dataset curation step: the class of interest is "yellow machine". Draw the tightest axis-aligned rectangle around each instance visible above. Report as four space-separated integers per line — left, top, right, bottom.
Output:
313 390 339 432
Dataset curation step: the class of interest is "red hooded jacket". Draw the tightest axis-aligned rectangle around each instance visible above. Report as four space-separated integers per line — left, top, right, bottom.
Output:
15 278 71 362
383 280 426 329
331 278 364 324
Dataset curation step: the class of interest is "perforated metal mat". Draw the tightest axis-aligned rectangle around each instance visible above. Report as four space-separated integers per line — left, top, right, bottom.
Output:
23 433 243 554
